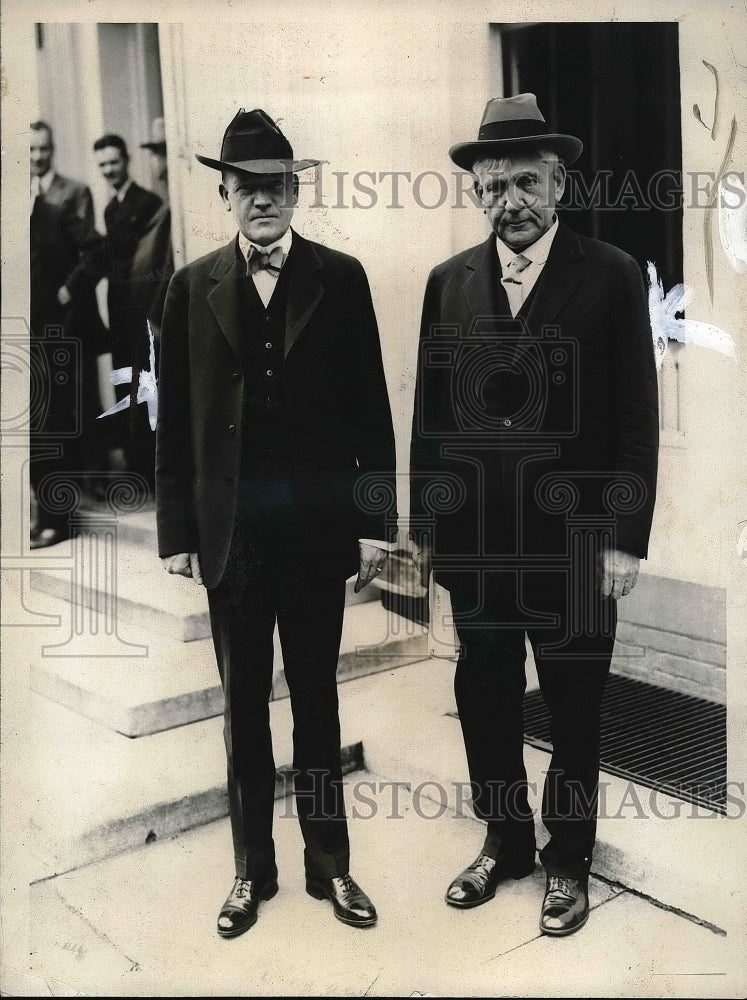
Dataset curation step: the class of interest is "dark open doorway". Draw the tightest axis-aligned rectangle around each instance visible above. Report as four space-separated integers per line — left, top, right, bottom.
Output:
498 22 683 290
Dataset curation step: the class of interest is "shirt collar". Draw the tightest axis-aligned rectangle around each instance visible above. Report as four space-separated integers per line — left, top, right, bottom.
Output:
495 216 559 270
238 226 293 265
39 170 55 194
116 178 133 203
32 170 55 195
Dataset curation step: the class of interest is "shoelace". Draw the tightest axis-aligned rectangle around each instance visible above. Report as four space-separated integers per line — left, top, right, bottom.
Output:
546 876 575 900
335 874 358 899
460 854 496 889
233 878 252 900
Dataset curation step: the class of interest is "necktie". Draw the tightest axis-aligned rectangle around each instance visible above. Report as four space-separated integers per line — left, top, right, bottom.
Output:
246 244 285 276
30 176 41 213
501 253 531 317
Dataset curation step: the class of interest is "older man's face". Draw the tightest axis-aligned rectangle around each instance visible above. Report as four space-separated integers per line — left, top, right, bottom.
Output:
475 152 565 251
219 170 296 246
30 128 54 177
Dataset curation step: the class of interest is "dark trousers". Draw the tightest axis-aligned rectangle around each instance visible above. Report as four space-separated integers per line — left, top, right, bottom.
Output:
448 570 616 878
206 483 350 880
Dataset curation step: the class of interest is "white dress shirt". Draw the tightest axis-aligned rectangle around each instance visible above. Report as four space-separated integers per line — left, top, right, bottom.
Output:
495 216 559 314
115 178 133 203
238 227 293 307
30 169 54 209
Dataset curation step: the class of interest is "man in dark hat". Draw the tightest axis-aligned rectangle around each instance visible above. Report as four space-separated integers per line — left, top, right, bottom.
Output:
156 109 396 937
410 94 658 936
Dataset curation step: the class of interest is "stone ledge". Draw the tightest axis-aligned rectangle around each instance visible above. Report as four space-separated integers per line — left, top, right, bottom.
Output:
31 597 428 737
30 689 364 882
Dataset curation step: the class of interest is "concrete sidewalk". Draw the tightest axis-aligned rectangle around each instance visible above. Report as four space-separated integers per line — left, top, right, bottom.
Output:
20 775 740 998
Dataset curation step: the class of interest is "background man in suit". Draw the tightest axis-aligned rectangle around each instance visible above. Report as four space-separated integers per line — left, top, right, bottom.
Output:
410 94 658 937
156 109 397 938
29 120 106 548
66 133 162 484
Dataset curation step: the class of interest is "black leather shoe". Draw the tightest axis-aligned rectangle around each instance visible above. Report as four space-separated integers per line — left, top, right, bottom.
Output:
539 875 589 936
217 871 278 938
306 873 377 927
30 527 68 549
445 852 536 908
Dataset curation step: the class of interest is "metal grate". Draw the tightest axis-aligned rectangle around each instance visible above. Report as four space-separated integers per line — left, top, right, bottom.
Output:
522 673 727 814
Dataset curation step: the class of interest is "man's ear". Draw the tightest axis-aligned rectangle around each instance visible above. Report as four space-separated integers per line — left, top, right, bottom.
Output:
553 161 567 200
292 174 300 204
219 183 230 211
473 177 484 202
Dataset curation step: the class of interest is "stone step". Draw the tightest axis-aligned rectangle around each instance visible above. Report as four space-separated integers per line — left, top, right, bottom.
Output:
29 690 364 882
31 597 428 737
29 537 379 644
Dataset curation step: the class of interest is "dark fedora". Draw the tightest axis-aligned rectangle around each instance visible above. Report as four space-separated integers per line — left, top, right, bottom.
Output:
141 116 166 154
195 108 319 174
449 93 583 171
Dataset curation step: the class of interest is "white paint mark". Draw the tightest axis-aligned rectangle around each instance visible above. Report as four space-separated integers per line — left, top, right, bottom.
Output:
646 261 737 370
718 175 747 274
97 322 158 430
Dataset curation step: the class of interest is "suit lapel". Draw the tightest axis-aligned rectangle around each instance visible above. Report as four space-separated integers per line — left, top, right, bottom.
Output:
460 236 501 330
522 223 585 336
207 238 244 360
283 230 324 358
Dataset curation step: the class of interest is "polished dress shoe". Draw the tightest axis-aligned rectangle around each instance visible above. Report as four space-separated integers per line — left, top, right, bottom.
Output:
445 852 536 908
305 873 377 927
539 875 589 936
30 527 68 549
217 871 278 938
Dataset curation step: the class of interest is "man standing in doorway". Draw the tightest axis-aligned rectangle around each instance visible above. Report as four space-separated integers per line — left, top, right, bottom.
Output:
65 133 163 483
29 119 105 547
410 94 658 936
156 109 396 937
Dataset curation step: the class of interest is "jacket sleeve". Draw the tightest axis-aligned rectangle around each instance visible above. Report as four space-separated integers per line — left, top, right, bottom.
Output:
409 267 448 548
348 262 398 544
155 268 200 557
610 255 659 558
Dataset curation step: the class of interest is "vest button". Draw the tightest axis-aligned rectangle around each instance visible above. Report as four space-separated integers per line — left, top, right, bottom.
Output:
228 424 236 434
231 371 240 382
503 418 512 427
266 369 274 377
265 342 273 350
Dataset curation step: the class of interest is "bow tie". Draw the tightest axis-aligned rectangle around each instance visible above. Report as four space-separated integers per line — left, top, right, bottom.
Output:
246 244 285 276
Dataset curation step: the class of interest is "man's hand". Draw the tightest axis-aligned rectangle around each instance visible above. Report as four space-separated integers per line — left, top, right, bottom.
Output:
599 548 639 600
57 285 71 306
412 541 432 590
162 552 203 586
354 542 388 593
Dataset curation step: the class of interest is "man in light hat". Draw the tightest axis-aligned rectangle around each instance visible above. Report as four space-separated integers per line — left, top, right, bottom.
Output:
156 109 396 936
410 94 658 935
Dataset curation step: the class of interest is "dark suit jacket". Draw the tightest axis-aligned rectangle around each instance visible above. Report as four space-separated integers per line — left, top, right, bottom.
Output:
410 223 659 577
129 202 174 337
67 181 162 354
30 173 99 329
155 231 397 589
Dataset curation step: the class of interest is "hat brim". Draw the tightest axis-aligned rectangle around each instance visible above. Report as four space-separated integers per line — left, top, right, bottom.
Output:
195 154 320 174
449 134 583 171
